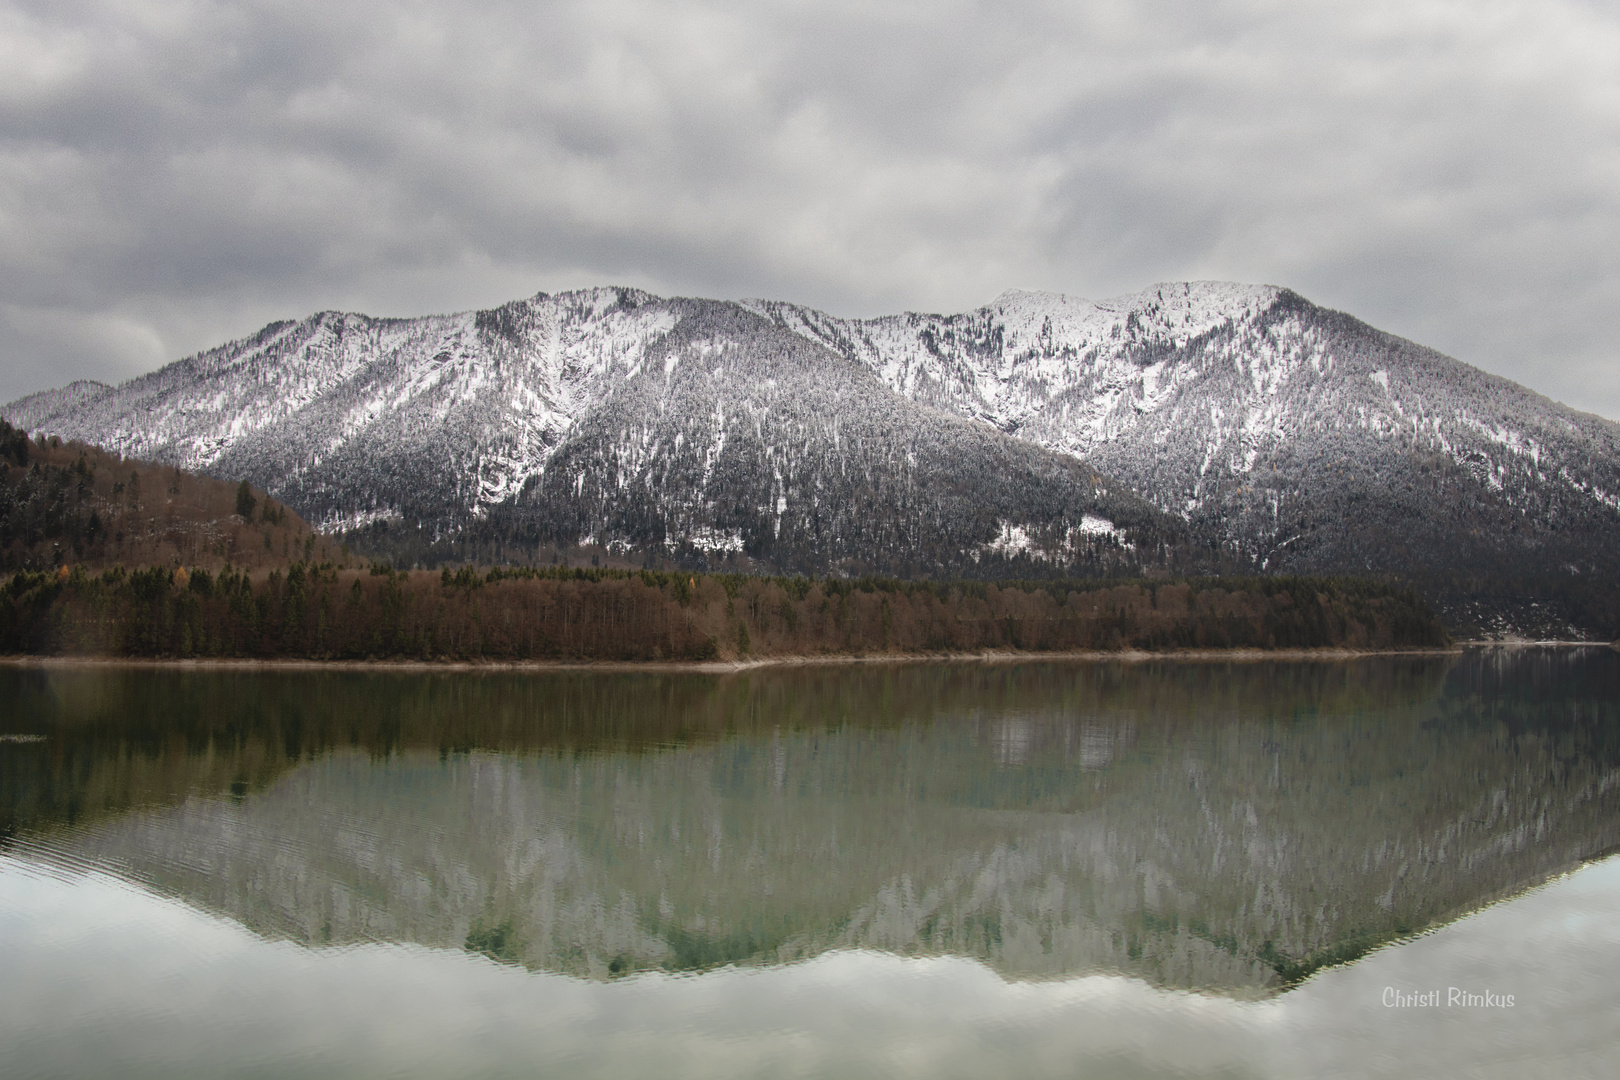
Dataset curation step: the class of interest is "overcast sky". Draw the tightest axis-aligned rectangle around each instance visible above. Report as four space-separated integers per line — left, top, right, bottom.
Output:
2 0 1619 419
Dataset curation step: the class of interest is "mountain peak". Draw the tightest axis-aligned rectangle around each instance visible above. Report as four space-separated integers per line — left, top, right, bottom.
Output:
1098 280 1283 320
969 282 1285 349
987 287 1082 308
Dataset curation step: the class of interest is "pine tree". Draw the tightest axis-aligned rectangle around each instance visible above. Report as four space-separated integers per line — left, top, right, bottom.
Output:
236 480 258 521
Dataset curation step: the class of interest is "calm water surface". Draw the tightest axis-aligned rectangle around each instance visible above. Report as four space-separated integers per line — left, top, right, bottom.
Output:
2 649 1618 1078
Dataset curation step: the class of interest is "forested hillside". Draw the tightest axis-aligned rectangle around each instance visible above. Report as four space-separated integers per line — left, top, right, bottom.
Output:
0 419 336 572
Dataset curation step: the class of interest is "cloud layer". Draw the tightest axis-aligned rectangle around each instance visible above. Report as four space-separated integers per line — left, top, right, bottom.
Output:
3 0 1619 418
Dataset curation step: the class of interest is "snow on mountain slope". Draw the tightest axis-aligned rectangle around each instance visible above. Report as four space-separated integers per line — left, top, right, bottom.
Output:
489 301 1177 576
749 284 1620 590
5 379 113 419
7 288 678 530
743 282 1279 437
3 289 1176 575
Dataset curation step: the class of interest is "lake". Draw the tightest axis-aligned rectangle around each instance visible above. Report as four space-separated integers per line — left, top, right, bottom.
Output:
2 649 1618 1078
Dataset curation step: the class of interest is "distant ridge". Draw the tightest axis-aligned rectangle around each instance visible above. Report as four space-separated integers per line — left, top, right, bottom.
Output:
8 379 111 418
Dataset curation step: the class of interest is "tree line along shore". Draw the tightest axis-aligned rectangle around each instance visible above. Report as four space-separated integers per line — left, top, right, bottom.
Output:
0 562 1450 662
2 418 1451 660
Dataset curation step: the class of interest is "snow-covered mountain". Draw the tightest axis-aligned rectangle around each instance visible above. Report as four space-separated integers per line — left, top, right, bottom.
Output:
486 300 1180 577
748 284 1620 577
5 289 681 532
8 282 1620 632
3 288 1182 578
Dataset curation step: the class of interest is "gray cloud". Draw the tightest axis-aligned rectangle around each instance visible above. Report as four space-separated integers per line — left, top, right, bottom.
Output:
2 0 1618 419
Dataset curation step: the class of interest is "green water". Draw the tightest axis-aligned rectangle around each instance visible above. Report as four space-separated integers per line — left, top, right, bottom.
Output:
2 649 1618 1077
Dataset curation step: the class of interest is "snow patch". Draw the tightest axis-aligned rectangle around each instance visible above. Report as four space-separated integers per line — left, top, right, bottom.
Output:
984 522 1036 558
978 514 1129 563
1079 513 1119 538
670 527 745 553
321 506 402 532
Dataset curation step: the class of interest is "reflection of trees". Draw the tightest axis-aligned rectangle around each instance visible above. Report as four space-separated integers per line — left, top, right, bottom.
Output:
6 650 1620 995
0 659 1455 832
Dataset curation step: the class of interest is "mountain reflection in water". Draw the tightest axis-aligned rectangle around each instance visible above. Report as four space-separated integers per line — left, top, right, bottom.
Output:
2 649 1618 997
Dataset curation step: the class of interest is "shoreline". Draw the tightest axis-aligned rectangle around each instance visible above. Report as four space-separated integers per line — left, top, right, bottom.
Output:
1453 639 1620 648
0 644 1489 675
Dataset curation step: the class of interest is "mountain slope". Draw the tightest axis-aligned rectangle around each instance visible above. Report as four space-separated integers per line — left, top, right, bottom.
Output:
7 282 1620 633
747 284 1620 571
5 290 680 532
486 300 1182 576
4 290 1180 577
747 285 1620 632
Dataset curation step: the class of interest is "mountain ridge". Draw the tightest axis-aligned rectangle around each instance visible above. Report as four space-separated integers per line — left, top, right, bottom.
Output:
6 282 1618 635
748 285 1620 603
